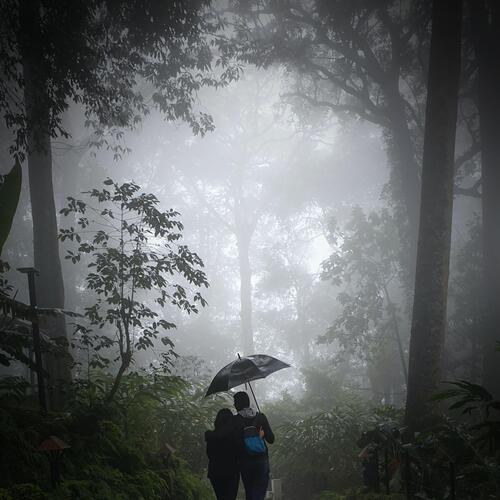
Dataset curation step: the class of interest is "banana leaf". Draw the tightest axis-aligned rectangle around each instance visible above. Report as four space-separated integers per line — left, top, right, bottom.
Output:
0 160 22 256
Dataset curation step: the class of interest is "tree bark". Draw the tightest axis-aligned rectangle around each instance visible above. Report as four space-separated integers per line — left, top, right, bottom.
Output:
105 350 131 404
470 0 500 398
385 91 422 289
382 282 408 385
405 0 462 432
20 0 71 409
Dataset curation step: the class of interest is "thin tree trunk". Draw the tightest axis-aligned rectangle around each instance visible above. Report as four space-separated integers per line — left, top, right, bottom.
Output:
20 0 71 410
405 0 462 432
296 289 310 364
470 0 500 398
237 229 254 355
105 351 131 404
382 282 408 384
232 166 255 355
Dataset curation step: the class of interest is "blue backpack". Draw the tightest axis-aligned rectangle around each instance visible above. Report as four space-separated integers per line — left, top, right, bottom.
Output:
243 423 266 455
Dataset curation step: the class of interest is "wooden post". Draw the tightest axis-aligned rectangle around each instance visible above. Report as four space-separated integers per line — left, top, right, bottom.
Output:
384 448 390 494
449 461 456 500
18 267 47 413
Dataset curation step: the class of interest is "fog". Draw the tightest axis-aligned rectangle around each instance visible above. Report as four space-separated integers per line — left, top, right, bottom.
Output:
0 2 495 498
3 65 396 395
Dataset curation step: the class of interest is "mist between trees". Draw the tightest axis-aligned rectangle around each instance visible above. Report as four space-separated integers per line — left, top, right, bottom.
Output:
0 1 499 499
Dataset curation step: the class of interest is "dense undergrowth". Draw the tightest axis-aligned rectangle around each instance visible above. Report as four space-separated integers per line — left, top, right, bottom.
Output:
266 388 401 500
265 373 500 500
0 373 222 500
1 368 499 499
0 406 211 499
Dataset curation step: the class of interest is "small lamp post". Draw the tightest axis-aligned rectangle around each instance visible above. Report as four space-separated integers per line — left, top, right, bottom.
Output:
17 267 47 413
36 435 70 488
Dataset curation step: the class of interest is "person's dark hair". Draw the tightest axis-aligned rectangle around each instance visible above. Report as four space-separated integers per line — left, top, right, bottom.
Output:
234 391 250 411
214 408 233 429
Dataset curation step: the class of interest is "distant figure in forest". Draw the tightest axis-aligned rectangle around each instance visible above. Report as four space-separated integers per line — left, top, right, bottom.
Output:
205 408 240 500
233 391 274 500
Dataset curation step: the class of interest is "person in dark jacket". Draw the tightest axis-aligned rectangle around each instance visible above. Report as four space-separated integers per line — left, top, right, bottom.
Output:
233 391 274 500
205 408 240 500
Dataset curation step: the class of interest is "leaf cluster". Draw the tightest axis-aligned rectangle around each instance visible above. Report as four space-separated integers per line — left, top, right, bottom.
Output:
59 179 209 385
0 0 240 158
320 207 404 363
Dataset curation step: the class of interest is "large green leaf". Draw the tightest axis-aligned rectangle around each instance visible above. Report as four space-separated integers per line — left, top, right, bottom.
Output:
0 160 22 256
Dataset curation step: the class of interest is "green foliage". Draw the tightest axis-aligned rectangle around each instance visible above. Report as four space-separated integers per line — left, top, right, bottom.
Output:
427 381 500 498
0 161 22 256
1 1 239 158
0 389 213 500
264 383 405 500
320 208 407 403
315 492 404 500
321 208 403 360
352 379 500 499
66 370 226 476
6 484 47 500
59 179 209 401
0 283 80 370
0 408 47 488
269 395 368 499
161 464 213 500
0 377 31 405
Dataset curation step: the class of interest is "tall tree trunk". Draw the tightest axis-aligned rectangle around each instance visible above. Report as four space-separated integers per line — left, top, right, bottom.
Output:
20 0 71 410
386 90 422 263
382 282 408 385
232 166 255 355
296 288 310 365
237 229 254 355
470 0 500 398
405 0 462 432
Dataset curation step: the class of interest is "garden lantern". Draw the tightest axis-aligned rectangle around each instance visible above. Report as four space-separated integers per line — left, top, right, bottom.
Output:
36 435 70 488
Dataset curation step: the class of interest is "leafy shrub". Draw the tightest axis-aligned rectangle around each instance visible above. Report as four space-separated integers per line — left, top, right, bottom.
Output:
59 179 209 402
7 484 47 500
0 386 212 500
52 480 117 500
270 398 368 499
315 492 404 500
161 464 214 500
0 489 12 500
0 409 47 488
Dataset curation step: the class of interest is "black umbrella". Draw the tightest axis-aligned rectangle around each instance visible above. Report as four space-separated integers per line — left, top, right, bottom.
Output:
205 354 290 411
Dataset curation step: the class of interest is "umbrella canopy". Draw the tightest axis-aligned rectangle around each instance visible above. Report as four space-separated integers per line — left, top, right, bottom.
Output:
205 354 290 397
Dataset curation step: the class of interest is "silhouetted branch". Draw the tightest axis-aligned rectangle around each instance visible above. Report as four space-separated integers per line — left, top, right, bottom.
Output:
455 142 481 170
454 177 482 198
282 91 389 127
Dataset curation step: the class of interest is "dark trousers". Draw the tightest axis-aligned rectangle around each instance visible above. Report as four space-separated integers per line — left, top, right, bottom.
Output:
240 460 270 500
209 473 239 500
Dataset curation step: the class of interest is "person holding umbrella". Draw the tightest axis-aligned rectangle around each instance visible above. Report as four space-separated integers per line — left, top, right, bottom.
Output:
205 354 288 500
233 391 274 500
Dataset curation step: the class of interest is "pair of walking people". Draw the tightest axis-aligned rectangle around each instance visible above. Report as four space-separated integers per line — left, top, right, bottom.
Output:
205 391 274 500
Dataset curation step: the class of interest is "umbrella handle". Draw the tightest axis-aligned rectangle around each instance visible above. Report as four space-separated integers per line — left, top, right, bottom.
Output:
247 380 261 413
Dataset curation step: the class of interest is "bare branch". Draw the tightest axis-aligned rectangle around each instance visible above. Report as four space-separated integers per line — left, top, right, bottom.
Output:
282 91 390 127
